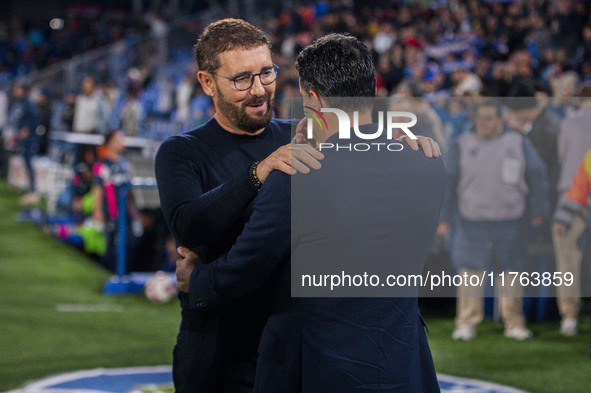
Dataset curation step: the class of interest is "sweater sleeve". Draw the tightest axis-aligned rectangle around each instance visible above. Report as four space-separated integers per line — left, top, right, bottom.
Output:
155 136 259 250
188 171 291 309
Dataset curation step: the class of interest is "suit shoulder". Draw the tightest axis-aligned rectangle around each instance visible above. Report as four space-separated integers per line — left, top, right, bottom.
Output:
396 148 446 190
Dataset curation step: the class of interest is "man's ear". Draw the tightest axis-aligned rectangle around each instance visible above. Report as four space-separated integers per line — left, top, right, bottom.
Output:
308 90 325 109
197 71 216 97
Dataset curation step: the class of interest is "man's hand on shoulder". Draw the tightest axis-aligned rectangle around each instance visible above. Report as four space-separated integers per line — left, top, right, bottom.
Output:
256 134 440 184
256 143 324 183
398 135 441 158
175 246 203 293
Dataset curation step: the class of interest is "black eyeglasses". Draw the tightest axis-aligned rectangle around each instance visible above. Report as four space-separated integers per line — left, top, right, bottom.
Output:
213 65 279 91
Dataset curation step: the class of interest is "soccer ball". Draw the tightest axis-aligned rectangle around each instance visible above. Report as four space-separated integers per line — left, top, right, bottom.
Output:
144 272 177 303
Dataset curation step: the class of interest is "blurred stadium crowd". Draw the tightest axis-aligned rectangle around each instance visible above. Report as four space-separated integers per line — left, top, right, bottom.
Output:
0 7 152 83
4 0 591 137
0 0 590 334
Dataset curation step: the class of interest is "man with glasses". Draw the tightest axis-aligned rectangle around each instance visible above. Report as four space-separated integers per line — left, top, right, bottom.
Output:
155 19 439 393
214 65 279 91
156 20 300 392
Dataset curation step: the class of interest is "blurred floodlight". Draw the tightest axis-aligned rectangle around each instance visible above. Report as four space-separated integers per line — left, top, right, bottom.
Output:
50 18 64 30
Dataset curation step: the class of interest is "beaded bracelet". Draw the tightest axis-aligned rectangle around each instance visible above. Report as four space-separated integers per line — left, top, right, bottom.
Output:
249 161 263 190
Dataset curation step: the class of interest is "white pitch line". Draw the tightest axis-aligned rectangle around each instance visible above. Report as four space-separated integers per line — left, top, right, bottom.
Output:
55 304 125 313
4 366 172 393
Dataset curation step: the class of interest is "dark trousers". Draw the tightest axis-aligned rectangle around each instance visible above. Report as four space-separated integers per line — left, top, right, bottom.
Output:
20 137 38 193
173 328 256 393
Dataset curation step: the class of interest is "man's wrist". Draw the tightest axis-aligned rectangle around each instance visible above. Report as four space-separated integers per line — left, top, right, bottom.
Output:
248 161 263 190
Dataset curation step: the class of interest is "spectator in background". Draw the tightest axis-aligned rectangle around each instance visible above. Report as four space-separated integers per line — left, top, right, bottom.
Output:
147 11 169 68
275 80 300 120
103 80 121 114
373 22 396 55
505 85 561 320
376 43 405 95
66 146 97 219
175 73 194 124
553 149 591 342
156 75 175 117
552 84 591 336
71 161 95 219
120 88 144 136
0 85 8 177
439 98 471 141
0 85 7 135
73 76 109 134
451 66 483 97
0 9 157 82
188 84 212 127
59 90 77 132
391 79 447 152
506 85 561 197
36 88 52 155
439 100 550 341
507 50 535 92
10 82 40 205
92 130 133 271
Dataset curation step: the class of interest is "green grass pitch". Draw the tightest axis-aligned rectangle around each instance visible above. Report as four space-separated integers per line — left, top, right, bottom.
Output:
0 181 179 390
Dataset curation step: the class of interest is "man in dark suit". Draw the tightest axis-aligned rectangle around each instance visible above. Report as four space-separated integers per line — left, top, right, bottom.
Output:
176 34 445 392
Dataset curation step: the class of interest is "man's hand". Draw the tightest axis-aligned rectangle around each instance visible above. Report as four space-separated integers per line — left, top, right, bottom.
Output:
256 143 324 183
552 222 567 238
398 135 441 158
175 246 203 293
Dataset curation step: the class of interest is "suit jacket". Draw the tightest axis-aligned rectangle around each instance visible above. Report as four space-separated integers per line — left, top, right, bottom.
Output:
191 126 445 392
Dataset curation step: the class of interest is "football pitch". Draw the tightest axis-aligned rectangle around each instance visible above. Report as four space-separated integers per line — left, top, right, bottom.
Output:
1 180 590 392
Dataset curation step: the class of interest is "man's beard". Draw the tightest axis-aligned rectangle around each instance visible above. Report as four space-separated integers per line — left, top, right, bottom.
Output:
216 84 274 133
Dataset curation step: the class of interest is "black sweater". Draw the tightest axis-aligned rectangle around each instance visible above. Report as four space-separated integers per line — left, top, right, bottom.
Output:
155 116 291 361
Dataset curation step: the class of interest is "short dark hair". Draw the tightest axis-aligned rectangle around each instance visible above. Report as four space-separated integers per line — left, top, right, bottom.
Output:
194 18 271 74
294 33 376 109
505 83 537 111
